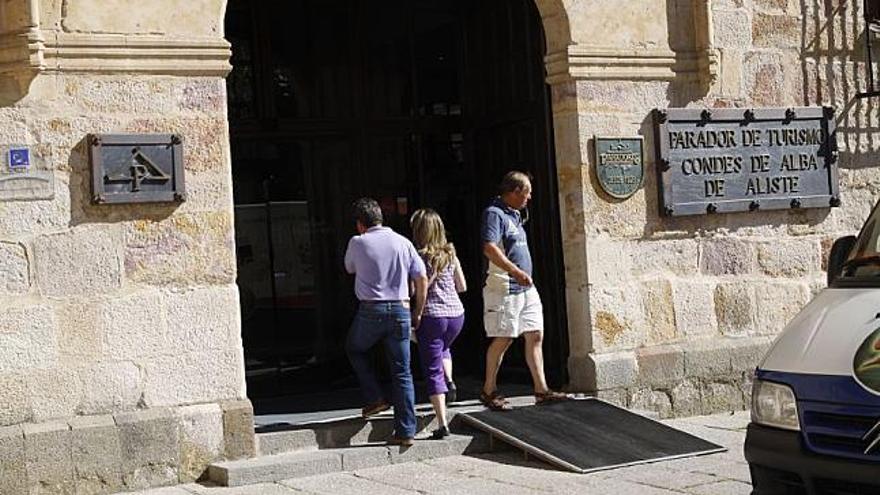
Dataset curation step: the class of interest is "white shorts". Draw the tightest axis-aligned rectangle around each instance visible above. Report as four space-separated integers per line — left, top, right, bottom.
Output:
483 287 544 338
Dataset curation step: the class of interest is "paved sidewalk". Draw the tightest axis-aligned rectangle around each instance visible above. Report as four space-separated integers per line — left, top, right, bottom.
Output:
123 411 752 495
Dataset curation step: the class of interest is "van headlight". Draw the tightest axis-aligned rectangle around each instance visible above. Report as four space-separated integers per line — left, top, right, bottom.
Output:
751 379 800 431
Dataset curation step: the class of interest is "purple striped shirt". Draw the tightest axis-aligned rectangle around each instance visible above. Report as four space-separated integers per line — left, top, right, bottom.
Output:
423 257 465 318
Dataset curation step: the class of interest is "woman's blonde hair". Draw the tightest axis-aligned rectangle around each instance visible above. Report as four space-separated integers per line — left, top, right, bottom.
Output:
410 208 456 275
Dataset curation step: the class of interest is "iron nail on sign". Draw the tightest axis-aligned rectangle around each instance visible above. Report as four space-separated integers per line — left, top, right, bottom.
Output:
594 137 644 200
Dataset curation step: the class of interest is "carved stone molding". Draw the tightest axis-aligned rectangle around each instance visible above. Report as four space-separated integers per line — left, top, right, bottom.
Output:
545 45 716 84
41 33 232 76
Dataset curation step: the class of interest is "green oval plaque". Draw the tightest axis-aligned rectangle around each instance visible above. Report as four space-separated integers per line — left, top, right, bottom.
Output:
854 327 880 394
594 137 644 200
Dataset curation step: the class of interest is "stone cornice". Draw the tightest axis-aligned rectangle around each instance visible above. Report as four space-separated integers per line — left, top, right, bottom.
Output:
0 28 45 75
0 31 231 79
41 33 232 76
545 44 718 85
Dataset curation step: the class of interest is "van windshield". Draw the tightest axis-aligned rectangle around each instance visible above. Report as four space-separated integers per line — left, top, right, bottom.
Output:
842 207 880 279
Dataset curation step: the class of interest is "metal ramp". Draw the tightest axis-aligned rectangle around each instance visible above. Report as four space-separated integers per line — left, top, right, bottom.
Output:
458 398 726 473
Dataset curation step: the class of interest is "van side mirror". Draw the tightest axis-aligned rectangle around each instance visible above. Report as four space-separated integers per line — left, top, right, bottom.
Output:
827 235 857 286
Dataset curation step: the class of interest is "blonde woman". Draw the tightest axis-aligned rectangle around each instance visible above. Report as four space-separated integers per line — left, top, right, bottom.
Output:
410 208 466 439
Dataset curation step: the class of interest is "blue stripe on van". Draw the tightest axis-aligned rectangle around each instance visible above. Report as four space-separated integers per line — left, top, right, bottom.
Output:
757 369 880 407
757 369 880 462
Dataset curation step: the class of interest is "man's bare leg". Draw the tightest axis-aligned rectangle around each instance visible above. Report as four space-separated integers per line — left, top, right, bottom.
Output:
483 337 513 395
523 331 550 394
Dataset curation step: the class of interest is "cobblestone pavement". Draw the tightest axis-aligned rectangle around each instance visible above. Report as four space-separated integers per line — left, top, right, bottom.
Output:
126 411 753 495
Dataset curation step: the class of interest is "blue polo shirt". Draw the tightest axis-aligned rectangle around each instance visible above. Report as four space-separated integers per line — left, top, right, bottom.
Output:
481 197 532 294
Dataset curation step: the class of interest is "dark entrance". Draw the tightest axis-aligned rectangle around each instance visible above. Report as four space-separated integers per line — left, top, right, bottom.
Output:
225 0 569 409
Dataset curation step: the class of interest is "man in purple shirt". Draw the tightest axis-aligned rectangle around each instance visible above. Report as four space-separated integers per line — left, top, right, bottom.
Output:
344 198 427 446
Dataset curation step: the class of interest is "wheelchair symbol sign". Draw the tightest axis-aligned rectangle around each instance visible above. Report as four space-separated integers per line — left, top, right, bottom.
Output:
8 148 30 170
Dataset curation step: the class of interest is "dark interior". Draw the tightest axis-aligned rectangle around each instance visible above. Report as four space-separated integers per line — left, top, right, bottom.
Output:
225 0 569 411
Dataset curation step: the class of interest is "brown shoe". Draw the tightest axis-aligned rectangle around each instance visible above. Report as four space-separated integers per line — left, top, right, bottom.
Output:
387 436 414 447
535 390 570 405
479 390 513 411
361 400 391 418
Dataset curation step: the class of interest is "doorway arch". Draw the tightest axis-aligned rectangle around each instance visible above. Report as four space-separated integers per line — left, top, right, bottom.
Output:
222 0 579 409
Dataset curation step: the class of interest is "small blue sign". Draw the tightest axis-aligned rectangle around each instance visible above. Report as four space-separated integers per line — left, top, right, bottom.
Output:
8 148 30 170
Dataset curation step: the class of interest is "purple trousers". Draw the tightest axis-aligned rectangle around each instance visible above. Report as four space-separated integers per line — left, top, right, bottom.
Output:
417 314 465 396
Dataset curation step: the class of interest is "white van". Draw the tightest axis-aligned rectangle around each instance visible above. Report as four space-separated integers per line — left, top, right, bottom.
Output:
745 205 880 494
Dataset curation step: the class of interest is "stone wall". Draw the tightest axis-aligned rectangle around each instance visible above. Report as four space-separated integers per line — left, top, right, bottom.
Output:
559 0 880 417
0 0 253 493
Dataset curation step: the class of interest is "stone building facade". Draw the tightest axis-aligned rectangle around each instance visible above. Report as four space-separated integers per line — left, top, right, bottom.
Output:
0 0 876 492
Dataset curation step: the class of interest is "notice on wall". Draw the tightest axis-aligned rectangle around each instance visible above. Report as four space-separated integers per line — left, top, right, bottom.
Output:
653 107 839 216
0 145 54 201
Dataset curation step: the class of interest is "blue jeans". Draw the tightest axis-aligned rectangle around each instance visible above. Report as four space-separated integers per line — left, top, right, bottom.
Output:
346 301 416 438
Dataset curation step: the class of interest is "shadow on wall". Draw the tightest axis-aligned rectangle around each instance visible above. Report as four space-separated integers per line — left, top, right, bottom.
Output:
801 0 880 171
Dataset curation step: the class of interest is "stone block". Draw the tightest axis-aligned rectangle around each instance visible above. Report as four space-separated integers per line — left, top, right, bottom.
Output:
756 239 820 278
177 404 224 483
595 388 627 408
257 430 319 456
713 9 752 48
636 345 685 386
99 289 167 360
339 446 392 471
56 303 103 365
0 425 26 495
123 212 236 286
33 226 121 297
143 350 243 407
27 367 82 422
388 435 473 464
69 415 123 495
752 12 800 48
714 282 756 337
207 451 341 487
221 400 256 460
755 281 810 336
631 239 699 277
671 379 703 417
0 173 72 238
590 351 638 390
700 238 756 276
77 362 142 415
586 237 631 285
640 280 678 345
719 49 744 97
701 381 746 414
115 408 179 490
0 303 57 373
24 421 74 494
0 373 31 426
164 286 241 353
672 281 719 338
589 285 645 351
728 337 774 373
683 340 734 378
0 242 28 295
629 389 673 419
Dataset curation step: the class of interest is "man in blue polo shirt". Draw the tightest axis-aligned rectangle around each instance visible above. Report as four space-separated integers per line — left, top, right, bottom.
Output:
345 198 427 446
480 171 568 411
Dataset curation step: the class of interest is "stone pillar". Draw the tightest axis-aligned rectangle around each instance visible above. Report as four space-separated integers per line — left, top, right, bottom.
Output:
0 0 255 491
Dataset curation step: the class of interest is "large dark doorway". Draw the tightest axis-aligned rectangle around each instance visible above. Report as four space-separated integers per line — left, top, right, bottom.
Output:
226 0 568 411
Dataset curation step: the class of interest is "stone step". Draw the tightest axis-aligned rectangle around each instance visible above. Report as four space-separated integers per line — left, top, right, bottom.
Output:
208 433 488 487
255 404 483 455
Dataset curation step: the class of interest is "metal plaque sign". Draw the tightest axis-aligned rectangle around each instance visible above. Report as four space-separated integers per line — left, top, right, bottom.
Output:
8 147 30 170
594 137 644 199
88 133 186 204
653 107 839 216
